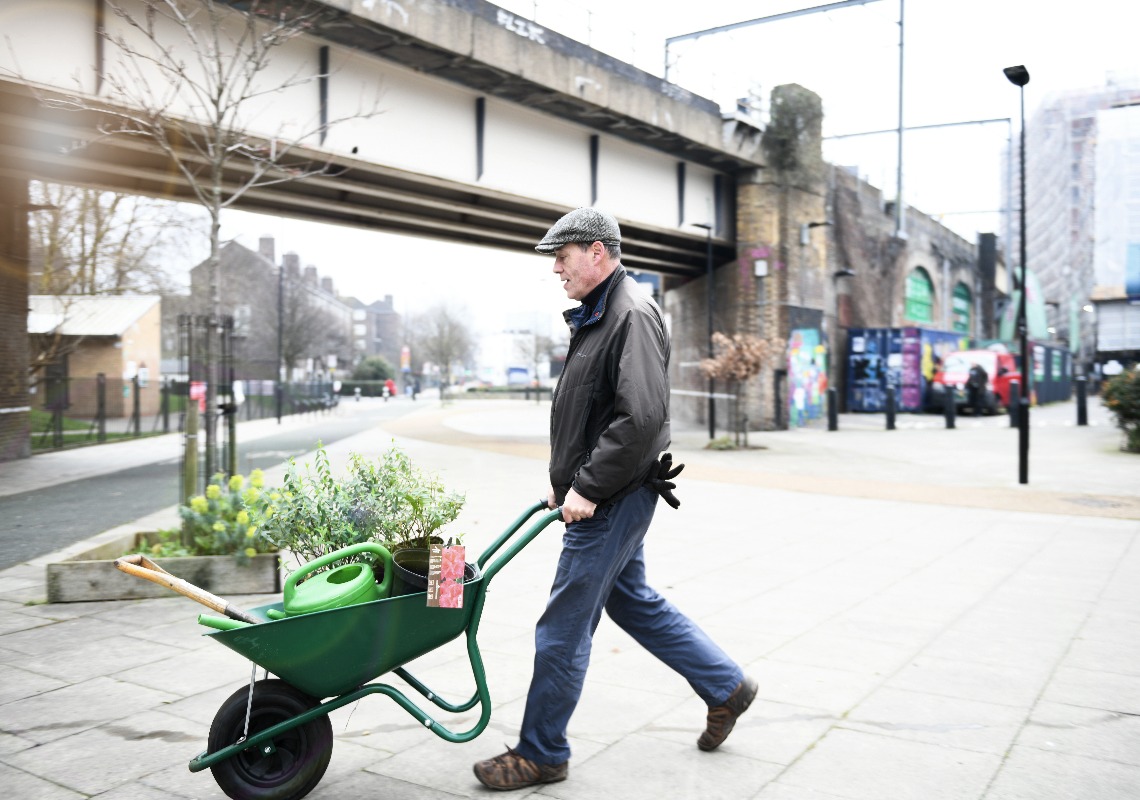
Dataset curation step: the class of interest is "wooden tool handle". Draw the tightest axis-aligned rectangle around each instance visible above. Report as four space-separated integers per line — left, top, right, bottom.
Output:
114 554 261 625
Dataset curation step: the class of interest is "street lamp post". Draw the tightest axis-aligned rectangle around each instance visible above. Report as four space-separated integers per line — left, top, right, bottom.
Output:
1004 64 1030 485
694 223 716 439
276 261 284 424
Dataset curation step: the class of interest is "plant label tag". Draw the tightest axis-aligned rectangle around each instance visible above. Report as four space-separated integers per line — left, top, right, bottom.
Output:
427 545 464 609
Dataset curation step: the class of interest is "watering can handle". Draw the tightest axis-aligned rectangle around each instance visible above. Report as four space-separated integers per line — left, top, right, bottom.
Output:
114 554 261 625
283 542 394 607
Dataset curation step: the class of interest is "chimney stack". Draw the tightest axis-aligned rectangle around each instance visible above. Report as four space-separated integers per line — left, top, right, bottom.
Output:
283 252 300 278
258 235 276 265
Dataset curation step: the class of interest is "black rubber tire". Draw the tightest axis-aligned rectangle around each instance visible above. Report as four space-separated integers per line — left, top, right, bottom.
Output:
208 679 333 800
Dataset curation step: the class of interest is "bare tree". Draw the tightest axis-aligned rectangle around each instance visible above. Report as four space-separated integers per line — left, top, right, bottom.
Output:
280 286 344 380
39 0 379 476
29 181 200 296
26 182 202 378
700 332 785 446
514 330 555 397
408 304 476 392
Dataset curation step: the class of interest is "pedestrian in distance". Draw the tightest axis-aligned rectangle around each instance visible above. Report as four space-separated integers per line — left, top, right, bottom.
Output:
967 361 988 416
473 207 757 791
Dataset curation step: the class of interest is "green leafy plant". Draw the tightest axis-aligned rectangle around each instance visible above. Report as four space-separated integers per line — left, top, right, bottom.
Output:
254 444 465 570
134 469 276 564
1102 367 1140 453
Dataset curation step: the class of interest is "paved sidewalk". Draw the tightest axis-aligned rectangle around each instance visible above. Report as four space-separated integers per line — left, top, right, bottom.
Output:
0 409 341 499
0 398 1137 799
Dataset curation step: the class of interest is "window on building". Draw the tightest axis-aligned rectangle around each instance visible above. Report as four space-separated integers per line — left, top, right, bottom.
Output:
233 305 252 336
904 268 934 324
952 282 972 333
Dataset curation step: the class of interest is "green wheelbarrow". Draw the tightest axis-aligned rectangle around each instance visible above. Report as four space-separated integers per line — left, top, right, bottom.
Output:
114 501 562 800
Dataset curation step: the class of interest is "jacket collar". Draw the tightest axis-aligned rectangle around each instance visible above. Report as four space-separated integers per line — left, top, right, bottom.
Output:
565 265 625 334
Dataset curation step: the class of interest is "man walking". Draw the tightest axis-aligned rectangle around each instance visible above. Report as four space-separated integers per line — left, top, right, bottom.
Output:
473 208 756 791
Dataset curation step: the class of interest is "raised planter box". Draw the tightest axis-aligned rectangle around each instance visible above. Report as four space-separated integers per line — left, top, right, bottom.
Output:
46 532 281 603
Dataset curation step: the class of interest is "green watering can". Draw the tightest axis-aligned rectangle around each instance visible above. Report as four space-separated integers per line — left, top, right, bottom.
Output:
271 542 394 619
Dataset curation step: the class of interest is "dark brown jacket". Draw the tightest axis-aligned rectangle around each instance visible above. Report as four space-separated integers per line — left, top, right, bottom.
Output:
549 266 671 507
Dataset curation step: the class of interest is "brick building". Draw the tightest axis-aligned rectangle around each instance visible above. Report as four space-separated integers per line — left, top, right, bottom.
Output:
666 85 1005 431
164 237 356 382
28 295 163 419
345 294 403 377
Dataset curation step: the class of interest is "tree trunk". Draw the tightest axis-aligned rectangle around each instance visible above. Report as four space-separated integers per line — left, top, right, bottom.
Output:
203 213 220 480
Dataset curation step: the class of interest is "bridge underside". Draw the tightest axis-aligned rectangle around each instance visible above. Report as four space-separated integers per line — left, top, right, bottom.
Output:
0 80 734 278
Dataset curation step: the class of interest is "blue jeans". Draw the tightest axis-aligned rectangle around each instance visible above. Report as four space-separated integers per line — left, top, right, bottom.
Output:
515 486 744 765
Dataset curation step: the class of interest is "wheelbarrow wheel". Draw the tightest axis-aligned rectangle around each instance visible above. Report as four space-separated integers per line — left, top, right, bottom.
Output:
208 679 333 800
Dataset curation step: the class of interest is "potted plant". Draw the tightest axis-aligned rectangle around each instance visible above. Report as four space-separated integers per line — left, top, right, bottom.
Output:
253 444 466 589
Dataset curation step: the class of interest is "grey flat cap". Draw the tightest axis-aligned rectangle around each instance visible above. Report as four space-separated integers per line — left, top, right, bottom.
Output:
535 207 621 254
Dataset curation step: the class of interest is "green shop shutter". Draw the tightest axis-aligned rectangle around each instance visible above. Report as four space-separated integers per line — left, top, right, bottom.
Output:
905 268 934 324
952 283 972 333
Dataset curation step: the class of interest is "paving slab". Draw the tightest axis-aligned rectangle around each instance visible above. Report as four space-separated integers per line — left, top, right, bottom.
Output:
984 745 1140 800
840 686 1028 755
773 727 1002 800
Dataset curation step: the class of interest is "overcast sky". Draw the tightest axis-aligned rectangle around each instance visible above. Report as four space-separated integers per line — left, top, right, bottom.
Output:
173 0 1140 329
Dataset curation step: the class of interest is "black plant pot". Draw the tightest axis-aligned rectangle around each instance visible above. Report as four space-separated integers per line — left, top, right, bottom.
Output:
391 548 479 597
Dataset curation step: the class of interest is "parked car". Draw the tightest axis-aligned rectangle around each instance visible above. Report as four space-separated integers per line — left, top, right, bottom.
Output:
926 348 1021 414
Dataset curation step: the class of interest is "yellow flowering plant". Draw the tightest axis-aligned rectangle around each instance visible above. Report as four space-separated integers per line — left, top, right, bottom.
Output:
136 469 277 564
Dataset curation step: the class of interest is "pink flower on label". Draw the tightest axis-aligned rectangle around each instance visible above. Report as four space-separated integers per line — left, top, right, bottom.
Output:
441 546 465 581
439 581 464 608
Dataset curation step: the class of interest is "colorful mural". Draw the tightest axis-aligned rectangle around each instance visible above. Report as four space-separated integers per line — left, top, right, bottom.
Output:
846 327 967 412
787 328 827 428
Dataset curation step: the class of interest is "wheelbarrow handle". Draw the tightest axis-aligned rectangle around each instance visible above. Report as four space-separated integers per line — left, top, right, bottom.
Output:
113 554 262 625
475 502 564 587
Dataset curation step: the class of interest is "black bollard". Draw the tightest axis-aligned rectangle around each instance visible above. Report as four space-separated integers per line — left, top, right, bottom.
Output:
828 388 838 431
1009 380 1020 428
1076 376 1088 426
886 386 896 430
943 386 956 429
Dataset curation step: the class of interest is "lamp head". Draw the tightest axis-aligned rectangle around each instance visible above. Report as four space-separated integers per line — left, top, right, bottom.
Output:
1003 65 1030 87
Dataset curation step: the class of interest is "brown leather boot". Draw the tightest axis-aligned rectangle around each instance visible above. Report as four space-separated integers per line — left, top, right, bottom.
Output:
473 747 568 791
698 676 758 751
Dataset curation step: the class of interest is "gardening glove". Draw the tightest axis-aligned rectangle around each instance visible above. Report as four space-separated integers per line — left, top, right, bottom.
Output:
647 452 684 509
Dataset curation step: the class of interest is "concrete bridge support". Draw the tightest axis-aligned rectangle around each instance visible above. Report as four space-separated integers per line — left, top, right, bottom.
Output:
668 85 827 433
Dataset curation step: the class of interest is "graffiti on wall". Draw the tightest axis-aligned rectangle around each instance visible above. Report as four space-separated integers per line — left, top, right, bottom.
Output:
787 328 827 428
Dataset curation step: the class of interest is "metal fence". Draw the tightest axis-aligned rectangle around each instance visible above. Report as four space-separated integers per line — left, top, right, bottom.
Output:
28 375 337 453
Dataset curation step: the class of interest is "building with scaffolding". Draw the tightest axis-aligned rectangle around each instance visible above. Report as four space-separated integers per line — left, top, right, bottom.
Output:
1005 78 1140 371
